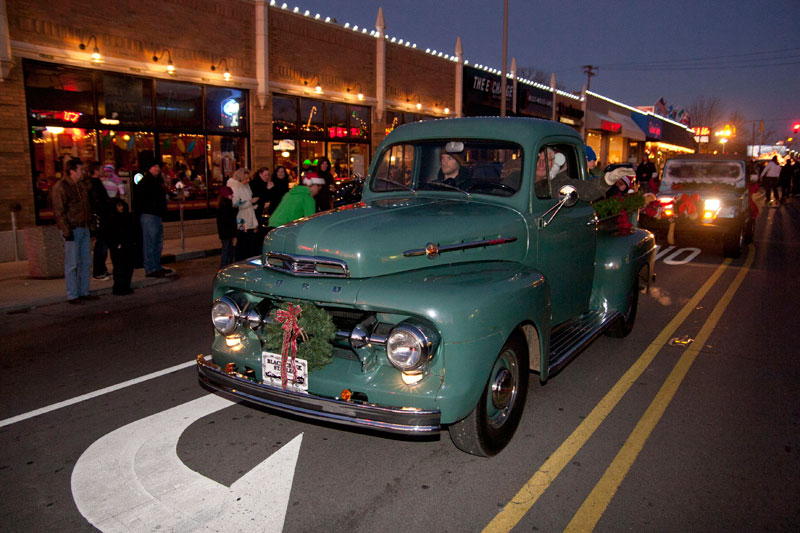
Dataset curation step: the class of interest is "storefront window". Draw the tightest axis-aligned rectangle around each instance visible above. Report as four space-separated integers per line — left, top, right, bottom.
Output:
273 94 371 181
206 87 247 132
328 143 348 179
159 133 208 216
348 144 368 178
30 127 98 220
273 139 297 178
156 80 202 128
97 73 153 128
349 105 370 140
208 135 247 197
608 135 623 165
98 130 155 201
24 61 95 128
273 95 298 137
24 60 250 225
326 103 348 140
300 99 324 139
300 140 325 178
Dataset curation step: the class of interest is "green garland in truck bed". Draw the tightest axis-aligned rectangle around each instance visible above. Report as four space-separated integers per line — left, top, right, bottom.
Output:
592 192 645 219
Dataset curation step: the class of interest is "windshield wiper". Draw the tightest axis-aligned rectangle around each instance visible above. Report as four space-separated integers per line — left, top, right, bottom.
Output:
424 180 471 198
373 177 416 193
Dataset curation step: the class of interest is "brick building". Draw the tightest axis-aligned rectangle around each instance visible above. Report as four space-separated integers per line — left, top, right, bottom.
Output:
0 0 695 261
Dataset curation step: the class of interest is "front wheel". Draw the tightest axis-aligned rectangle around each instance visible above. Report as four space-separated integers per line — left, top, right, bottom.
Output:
448 333 529 457
605 272 641 338
723 223 744 258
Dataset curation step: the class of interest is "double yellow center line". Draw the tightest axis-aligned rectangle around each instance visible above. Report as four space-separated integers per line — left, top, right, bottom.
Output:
485 244 755 532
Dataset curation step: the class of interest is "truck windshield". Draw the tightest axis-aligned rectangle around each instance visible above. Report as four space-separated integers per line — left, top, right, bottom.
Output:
370 140 524 197
663 160 745 188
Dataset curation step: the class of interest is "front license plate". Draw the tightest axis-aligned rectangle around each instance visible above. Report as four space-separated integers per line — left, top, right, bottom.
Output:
261 351 308 393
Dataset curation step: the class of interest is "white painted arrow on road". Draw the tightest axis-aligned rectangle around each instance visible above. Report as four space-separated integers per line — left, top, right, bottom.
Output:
71 394 302 532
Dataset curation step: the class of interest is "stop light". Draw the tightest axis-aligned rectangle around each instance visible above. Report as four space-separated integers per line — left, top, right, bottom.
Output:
794 123 800 134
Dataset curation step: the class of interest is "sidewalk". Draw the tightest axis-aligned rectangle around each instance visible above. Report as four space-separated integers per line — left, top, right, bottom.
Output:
0 233 221 313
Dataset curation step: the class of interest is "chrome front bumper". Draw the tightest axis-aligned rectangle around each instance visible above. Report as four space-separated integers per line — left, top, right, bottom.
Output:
196 355 441 434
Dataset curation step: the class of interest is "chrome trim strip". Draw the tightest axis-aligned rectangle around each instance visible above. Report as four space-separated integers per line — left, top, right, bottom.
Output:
403 237 518 257
197 356 440 433
264 252 350 278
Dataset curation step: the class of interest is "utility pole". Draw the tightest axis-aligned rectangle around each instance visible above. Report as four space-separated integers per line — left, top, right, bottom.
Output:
582 65 597 91
500 0 508 117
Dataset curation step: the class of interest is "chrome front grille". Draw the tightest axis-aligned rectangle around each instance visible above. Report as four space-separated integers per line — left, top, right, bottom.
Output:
265 252 350 278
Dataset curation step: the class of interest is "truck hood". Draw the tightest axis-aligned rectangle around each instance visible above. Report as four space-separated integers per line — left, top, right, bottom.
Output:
263 196 528 278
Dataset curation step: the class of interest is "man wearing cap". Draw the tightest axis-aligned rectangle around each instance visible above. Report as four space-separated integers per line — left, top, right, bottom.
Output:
585 146 603 179
133 157 174 277
436 151 470 187
268 171 325 227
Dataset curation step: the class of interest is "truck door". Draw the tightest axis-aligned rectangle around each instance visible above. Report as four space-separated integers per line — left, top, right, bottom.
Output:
532 141 597 325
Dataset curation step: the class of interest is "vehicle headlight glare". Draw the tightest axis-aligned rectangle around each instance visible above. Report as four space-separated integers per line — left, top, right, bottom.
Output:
211 295 241 335
704 198 721 211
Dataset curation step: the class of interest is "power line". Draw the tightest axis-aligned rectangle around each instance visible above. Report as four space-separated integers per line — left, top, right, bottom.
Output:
599 46 800 69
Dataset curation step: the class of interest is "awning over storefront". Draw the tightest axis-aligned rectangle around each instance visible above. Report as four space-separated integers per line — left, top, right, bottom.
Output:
608 111 646 141
584 110 621 133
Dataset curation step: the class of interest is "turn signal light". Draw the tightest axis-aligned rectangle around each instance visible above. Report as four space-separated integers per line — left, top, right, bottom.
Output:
664 208 673 217
702 210 716 221
225 362 236 374
341 389 352 401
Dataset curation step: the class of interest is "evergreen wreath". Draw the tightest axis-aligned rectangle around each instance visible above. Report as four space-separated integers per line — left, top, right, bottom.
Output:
592 191 645 220
262 301 337 372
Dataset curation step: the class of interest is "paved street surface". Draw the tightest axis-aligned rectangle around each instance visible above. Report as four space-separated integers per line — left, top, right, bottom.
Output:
1 196 799 531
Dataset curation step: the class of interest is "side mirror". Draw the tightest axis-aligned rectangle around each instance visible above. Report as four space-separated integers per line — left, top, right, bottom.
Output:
558 184 579 207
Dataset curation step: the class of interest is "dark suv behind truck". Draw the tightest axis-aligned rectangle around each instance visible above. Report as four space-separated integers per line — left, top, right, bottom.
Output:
640 154 755 257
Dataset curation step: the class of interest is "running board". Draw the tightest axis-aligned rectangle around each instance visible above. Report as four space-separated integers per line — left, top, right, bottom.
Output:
548 310 621 375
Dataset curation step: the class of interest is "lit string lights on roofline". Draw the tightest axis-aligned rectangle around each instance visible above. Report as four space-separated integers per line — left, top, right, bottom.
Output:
276 1 581 101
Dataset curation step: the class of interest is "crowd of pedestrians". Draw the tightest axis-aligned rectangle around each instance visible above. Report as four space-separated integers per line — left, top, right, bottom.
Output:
216 158 335 268
760 155 799 206
50 156 176 304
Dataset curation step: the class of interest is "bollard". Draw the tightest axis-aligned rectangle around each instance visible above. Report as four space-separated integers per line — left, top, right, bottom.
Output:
9 203 22 261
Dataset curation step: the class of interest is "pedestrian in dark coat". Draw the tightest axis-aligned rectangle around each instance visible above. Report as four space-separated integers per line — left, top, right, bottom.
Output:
106 197 136 295
315 157 336 212
85 161 112 279
778 159 793 203
216 186 237 268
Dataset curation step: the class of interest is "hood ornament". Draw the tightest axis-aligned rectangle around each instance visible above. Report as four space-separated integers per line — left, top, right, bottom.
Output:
404 237 517 259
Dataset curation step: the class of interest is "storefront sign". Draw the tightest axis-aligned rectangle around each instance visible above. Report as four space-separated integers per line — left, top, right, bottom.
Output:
601 119 621 133
631 113 663 140
462 66 552 118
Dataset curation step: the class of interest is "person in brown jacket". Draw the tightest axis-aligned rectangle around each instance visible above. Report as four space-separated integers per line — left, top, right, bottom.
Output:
50 157 96 304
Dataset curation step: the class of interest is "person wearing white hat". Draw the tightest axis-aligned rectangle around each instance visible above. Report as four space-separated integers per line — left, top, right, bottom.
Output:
268 171 326 227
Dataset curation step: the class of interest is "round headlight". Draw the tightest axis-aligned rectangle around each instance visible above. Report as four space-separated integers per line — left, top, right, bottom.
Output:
211 295 242 335
386 323 436 371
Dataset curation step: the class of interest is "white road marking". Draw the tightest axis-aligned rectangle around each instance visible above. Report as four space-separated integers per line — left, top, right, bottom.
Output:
72 393 302 532
0 360 196 428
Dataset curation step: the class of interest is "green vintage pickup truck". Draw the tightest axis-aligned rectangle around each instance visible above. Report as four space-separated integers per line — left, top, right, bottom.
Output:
198 117 655 456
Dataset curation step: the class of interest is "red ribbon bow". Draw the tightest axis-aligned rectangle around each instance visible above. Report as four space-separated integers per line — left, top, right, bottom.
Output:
616 208 633 234
276 303 303 389
677 193 699 216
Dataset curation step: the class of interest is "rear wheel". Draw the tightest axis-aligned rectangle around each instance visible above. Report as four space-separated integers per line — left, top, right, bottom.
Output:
448 333 529 457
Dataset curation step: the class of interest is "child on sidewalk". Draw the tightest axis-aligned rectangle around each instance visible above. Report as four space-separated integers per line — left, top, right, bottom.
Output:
217 186 237 268
107 197 136 295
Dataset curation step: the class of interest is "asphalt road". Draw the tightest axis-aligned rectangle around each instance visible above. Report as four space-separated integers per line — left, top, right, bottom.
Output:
1 201 798 531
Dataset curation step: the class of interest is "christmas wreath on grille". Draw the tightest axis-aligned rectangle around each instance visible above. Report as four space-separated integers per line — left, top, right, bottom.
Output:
261 301 337 386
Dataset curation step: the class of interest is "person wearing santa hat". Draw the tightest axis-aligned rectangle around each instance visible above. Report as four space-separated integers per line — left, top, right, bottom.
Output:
268 171 326 228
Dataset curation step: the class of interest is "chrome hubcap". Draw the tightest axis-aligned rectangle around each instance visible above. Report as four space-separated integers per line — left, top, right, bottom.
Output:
491 369 513 409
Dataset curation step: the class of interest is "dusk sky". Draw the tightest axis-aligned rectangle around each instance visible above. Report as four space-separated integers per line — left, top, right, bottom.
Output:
284 0 799 141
